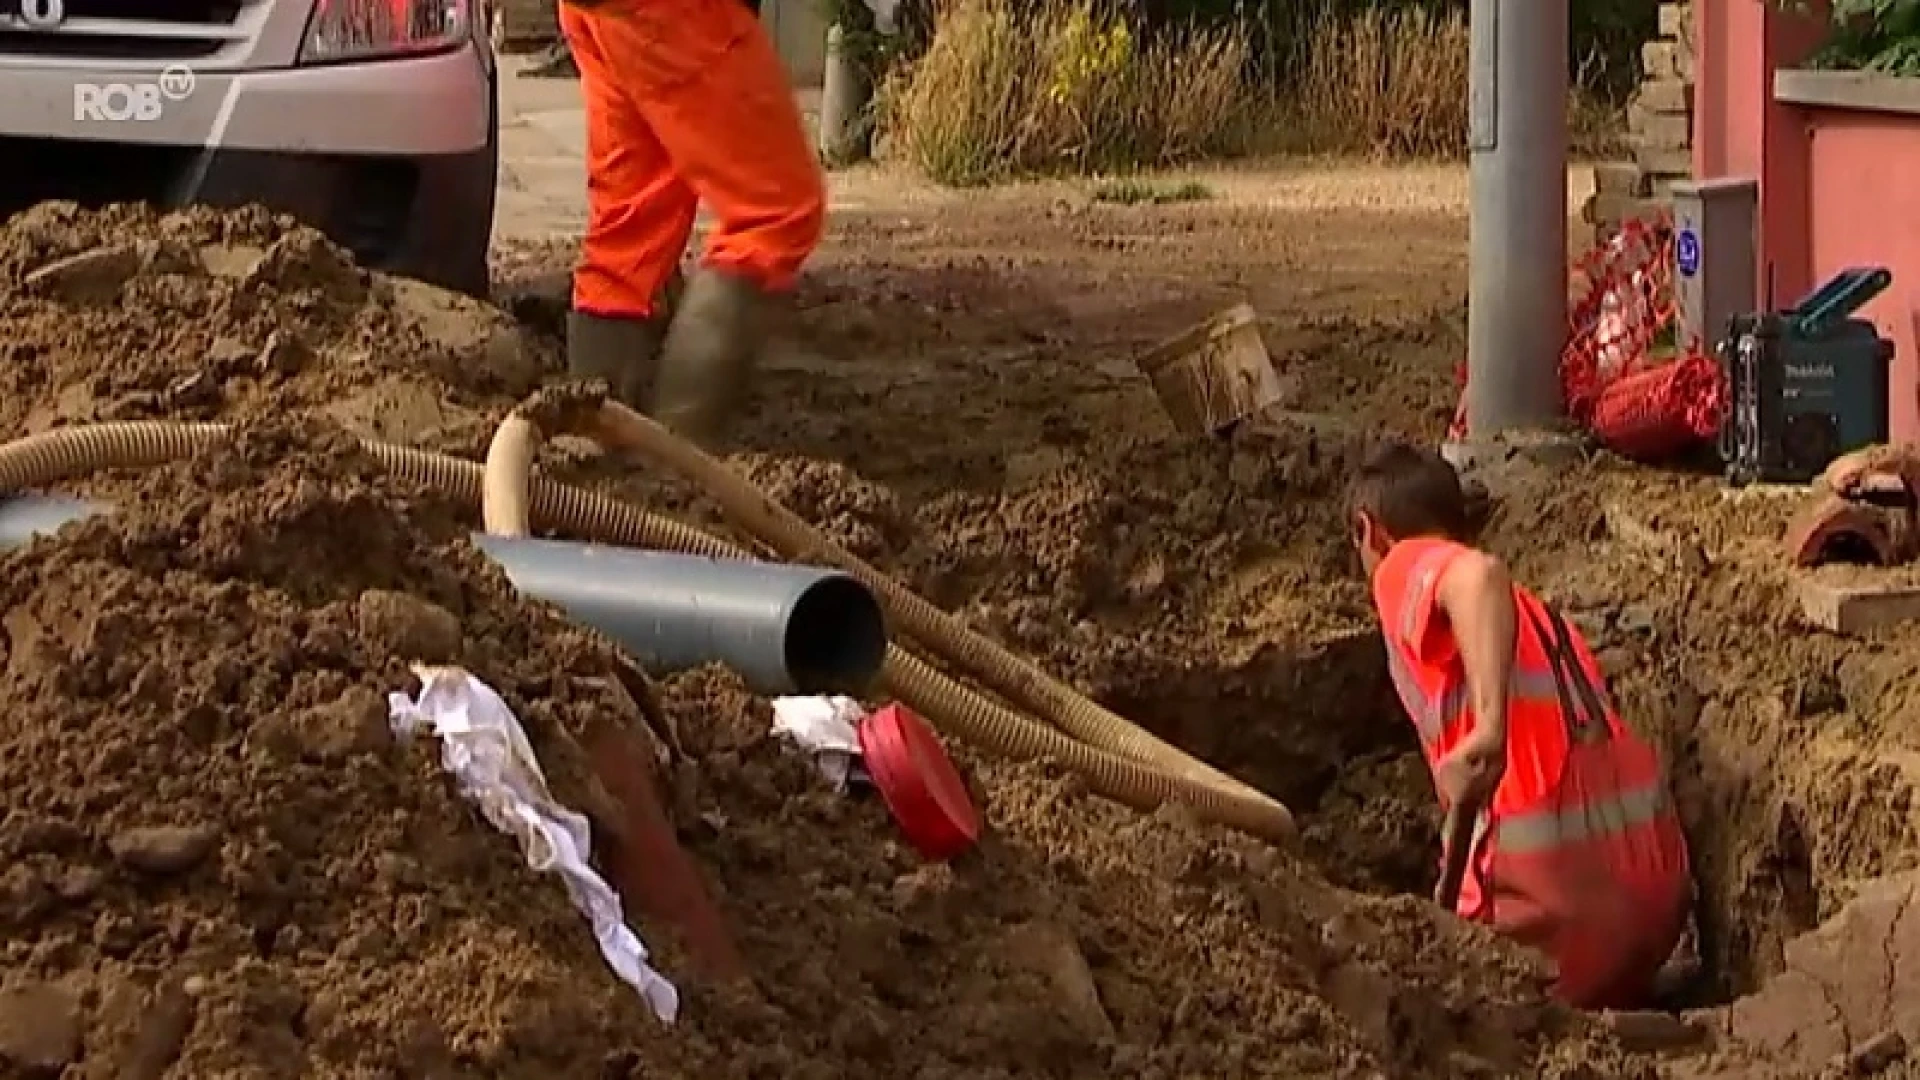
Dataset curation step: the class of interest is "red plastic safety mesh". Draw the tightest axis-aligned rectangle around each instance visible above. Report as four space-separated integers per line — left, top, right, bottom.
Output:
1564 216 1680 419
1587 350 1726 460
1449 214 1724 457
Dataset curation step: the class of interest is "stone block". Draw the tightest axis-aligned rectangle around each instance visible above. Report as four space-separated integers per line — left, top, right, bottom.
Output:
1659 3 1690 40
1629 105 1693 150
1650 174 1694 198
1797 575 1920 635
1634 143 1693 179
1592 161 1648 197
1637 77 1693 116
1583 193 1668 230
1642 41 1679 79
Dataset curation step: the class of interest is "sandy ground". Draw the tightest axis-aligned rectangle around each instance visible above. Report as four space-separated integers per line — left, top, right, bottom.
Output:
1 61 1917 1079
488 150 1920 1077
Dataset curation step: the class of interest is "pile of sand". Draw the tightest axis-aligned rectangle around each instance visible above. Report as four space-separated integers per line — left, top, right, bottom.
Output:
652 667 1658 1079
0 437 1642 1077
0 425 662 1076
0 204 1673 1078
0 201 542 456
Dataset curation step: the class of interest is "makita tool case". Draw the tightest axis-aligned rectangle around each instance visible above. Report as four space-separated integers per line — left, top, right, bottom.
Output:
1719 268 1895 486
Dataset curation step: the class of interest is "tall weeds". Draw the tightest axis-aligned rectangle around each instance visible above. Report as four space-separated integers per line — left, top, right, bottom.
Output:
880 0 1251 185
876 0 1629 183
1286 5 1470 158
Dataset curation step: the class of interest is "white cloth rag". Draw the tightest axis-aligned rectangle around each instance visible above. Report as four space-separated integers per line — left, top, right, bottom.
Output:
770 695 867 792
388 665 681 1024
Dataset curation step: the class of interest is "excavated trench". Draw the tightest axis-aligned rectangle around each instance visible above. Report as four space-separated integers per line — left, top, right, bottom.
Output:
1101 631 1408 817
36 195 1920 1071
1110 595 1920 1014
1646 667 1920 1004
490 258 1920 1067
1099 636 1438 896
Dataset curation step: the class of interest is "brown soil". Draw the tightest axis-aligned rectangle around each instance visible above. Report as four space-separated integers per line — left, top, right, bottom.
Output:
650 667 1636 1079
0 201 544 461
0 187 1913 1079
1484 470 1920 1077
0 421 664 1077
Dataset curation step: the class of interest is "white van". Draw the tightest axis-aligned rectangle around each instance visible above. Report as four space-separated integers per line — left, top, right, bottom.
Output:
0 0 498 294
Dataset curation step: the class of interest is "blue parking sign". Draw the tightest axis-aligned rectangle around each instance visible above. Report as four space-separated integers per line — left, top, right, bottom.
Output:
1676 228 1701 277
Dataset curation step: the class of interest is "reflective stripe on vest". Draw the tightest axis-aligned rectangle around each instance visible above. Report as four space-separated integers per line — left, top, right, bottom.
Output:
1398 542 1458 645
1381 541 1619 749
1494 773 1671 854
1380 544 1672 868
1385 647 1591 750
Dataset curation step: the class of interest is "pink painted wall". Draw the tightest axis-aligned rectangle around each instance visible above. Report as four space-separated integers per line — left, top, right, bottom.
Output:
1693 0 1920 439
1692 0 1768 180
1799 108 1920 439
1692 0 1825 303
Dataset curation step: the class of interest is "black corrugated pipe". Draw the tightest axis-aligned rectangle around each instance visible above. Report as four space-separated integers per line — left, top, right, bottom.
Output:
0 495 887 697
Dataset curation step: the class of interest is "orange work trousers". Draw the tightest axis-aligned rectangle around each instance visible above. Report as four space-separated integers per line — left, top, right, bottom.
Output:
559 0 826 319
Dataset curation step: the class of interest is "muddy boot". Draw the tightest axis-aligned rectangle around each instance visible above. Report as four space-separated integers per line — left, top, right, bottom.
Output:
649 269 767 447
566 310 666 409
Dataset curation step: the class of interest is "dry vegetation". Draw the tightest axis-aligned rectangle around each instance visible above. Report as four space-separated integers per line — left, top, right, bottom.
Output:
1284 5 1469 158
879 0 1254 185
876 0 1629 184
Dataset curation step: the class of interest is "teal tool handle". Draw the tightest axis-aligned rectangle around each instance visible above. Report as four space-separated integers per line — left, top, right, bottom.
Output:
1791 267 1892 337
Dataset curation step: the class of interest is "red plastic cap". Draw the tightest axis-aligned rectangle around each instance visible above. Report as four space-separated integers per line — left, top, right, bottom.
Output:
858 703 980 861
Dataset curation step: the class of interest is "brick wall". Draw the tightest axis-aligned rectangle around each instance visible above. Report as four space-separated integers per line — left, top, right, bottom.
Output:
1583 2 1694 233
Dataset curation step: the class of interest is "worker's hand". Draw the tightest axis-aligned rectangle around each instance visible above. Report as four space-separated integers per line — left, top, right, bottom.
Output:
1433 733 1505 816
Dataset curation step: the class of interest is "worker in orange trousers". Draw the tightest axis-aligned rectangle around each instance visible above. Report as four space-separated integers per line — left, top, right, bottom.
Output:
1347 442 1692 1008
557 0 826 446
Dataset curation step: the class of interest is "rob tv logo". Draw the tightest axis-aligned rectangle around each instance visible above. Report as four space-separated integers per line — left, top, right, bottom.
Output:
74 65 197 123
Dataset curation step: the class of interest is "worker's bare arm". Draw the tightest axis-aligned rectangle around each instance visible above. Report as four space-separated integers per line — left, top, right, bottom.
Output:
1433 550 1516 750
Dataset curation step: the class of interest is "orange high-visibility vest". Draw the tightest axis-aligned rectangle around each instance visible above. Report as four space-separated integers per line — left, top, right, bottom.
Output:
1373 536 1690 1007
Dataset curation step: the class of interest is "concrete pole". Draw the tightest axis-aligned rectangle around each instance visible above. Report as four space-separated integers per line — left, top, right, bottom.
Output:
818 24 874 164
1465 0 1570 437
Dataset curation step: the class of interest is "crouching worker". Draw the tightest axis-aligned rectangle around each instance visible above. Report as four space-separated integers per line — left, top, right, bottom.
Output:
558 0 827 446
1347 442 1691 1008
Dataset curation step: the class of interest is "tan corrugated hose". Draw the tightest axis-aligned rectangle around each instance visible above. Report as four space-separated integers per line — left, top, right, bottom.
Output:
0 411 1295 843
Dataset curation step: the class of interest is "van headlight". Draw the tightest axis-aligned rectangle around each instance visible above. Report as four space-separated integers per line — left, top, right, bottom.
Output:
300 0 469 63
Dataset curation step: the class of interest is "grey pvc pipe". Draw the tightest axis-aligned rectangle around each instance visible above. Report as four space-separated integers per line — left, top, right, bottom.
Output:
0 495 888 696
0 494 99 546
471 534 886 694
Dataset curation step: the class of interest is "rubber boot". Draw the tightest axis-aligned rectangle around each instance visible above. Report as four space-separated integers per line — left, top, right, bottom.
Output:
566 310 666 409
649 269 768 447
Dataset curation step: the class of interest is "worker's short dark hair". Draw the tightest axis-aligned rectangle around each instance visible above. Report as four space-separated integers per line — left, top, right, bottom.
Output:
1345 440 1472 541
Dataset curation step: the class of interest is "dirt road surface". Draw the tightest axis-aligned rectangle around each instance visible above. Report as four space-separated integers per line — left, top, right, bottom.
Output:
0 156 1913 1079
